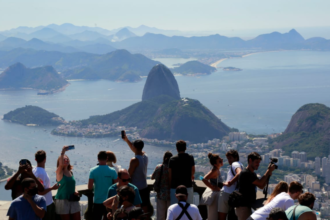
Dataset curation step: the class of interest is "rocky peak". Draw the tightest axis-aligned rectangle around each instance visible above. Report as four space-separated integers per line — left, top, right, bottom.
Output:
142 64 180 101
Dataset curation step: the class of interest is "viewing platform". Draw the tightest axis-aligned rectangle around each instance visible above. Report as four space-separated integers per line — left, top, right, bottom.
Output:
0 180 266 220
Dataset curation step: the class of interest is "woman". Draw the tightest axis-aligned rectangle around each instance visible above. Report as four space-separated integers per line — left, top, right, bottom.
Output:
55 146 81 220
264 181 289 205
151 151 173 220
202 153 223 220
107 151 120 173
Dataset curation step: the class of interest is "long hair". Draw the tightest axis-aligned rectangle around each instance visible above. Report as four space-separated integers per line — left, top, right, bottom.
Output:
57 155 73 171
265 181 288 204
163 151 173 165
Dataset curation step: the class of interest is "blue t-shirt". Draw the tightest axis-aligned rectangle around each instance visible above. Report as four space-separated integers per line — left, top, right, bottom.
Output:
7 195 47 220
107 183 142 206
89 165 118 204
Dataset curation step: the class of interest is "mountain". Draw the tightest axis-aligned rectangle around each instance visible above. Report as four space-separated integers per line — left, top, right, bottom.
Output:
79 65 230 142
3 105 65 126
0 37 26 49
127 25 182 36
69 31 108 41
0 63 68 90
46 23 113 35
28 28 64 40
111 28 136 42
270 103 330 159
0 34 6 41
61 49 159 81
77 43 116 54
171 61 217 75
142 64 180 101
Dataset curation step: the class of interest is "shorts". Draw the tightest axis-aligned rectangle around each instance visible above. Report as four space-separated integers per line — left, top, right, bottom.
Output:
218 191 230 213
55 199 81 215
139 187 151 207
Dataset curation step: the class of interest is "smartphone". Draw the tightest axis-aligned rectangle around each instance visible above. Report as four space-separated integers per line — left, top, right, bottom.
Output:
67 145 75 150
20 159 27 165
121 130 126 139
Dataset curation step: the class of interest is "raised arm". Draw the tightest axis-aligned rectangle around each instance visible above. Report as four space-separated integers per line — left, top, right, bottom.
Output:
56 146 68 181
25 166 45 192
252 164 275 189
122 134 138 154
5 165 25 190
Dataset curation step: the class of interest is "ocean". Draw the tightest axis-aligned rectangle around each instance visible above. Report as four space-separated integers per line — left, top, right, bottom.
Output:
1 50 330 200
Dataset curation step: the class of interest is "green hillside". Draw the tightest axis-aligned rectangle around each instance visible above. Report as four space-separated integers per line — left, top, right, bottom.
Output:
171 61 216 75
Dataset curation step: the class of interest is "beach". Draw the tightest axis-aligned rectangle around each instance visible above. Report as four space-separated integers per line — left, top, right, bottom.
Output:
210 58 228 68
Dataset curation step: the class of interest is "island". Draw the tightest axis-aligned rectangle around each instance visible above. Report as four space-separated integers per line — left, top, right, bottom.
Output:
0 161 14 180
223 67 242 71
171 61 217 76
3 105 65 126
0 63 69 93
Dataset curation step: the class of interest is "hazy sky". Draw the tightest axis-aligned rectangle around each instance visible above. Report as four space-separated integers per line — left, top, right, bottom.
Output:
1 0 329 32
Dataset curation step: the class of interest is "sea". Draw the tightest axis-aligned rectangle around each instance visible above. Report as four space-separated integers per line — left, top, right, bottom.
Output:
1 50 330 200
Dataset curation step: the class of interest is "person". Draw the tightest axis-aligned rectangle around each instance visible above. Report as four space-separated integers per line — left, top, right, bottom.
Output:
202 153 223 220
113 208 129 220
266 208 288 220
285 192 317 220
166 185 202 220
104 185 136 216
248 181 303 220
89 151 118 220
236 152 276 220
33 150 59 220
128 207 148 220
168 140 195 205
55 146 81 220
7 178 47 220
151 151 173 220
122 132 150 213
107 169 142 207
106 151 120 174
218 150 243 220
5 159 45 200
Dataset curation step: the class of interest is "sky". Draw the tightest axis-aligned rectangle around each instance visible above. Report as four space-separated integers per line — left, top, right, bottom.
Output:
1 0 330 33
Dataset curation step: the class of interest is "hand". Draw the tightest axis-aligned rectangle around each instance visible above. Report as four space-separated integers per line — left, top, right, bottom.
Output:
107 212 113 220
62 146 69 154
268 164 276 172
212 186 221 191
18 164 28 174
51 183 60 190
23 193 32 201
74 191 80 196
25 165 33 176
222 182 229 187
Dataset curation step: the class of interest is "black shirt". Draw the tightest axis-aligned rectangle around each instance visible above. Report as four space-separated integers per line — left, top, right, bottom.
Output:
168 153 195 188
238 168 258 207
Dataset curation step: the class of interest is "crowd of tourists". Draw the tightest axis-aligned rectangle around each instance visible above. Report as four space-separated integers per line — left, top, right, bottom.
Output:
4 132 317 220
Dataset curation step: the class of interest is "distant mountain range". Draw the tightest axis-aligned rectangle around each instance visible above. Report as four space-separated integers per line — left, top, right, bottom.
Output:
0 63 68 90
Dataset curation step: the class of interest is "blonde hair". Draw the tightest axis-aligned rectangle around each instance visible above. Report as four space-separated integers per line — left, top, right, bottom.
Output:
265 181 288 204
57 155 73 171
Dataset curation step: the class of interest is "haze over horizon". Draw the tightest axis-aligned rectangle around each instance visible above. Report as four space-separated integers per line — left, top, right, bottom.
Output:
1 0 330 38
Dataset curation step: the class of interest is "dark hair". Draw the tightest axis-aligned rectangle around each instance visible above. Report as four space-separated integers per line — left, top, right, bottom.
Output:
106 151 117 163
176 140 186 152
248 152 262 162
98 151 107 160
226 150 239 161
128 207 144 220
35 150 46 163
267 207 288 220
298 192 316 207
289 181 303 194
113 208 128 220
208 153 220 166
21 178 35 191
133 140 144 151
20 159 32 167
118 169 128 179
163 151 173 165
118 186 135 204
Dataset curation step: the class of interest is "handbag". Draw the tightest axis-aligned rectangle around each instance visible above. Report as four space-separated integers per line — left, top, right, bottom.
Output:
200 170 220 206
153 165 163 193
68 193 81 202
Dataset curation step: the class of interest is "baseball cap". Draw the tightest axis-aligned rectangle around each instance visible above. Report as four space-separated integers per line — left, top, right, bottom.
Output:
176 185 188 197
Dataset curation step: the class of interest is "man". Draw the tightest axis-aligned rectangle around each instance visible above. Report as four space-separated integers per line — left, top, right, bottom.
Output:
107 169 142 207
128 207 147 220
248 181 303 220
166 185 202 220
123 133 150 212
266 208 288 220
236 152 276 220
285 192 317 220
89 151 118 220
33 150 59 220
7 178 47 220
5 159 44 200
168 140 195 205
218 150 243 220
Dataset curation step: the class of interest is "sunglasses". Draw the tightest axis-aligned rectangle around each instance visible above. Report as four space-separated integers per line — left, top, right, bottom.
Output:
121 178 131 182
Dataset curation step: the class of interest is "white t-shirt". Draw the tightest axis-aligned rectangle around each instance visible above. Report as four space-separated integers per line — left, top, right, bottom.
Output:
250 192 294 220
33 167 53 206
222 161 243 194
167 201 202 220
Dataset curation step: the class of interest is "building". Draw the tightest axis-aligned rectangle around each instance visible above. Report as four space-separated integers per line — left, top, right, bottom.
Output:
299 152 307 162
322 157 328 177
312 181 321 192
292 151 299 159
315 157 321 175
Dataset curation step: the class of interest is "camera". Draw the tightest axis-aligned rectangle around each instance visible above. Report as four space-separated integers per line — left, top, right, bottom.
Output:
270 157 278 169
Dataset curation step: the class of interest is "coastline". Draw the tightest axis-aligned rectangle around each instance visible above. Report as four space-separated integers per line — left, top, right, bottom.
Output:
210 58 228 68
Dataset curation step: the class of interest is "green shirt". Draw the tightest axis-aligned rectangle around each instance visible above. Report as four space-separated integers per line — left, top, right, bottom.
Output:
89 165 117 204
55 174 76 200
285 205 313 220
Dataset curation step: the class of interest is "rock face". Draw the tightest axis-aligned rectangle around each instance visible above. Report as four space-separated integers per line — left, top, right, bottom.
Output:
142 64 180 101
0 62 68 90
271 103 330 159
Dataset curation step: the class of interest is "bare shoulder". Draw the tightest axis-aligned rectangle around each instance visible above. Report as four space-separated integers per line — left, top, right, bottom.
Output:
298 211 317 220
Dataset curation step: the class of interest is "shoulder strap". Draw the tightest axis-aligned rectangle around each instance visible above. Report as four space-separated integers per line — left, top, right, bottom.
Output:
176 203 193 220
293 205 298 220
